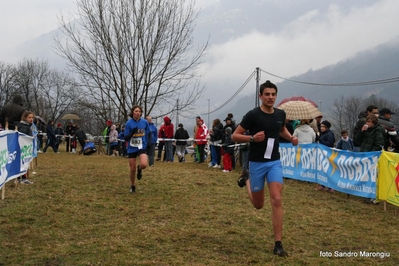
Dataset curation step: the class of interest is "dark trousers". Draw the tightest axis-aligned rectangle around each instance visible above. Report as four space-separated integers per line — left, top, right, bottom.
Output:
65 137 70 152
197 144 205 163
38 136 43 151
157 141 165 160
78 139 85 154
43 138 58 153
147 143 156 165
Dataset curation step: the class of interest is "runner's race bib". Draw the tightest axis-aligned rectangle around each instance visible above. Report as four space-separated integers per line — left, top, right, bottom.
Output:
130 137 142 148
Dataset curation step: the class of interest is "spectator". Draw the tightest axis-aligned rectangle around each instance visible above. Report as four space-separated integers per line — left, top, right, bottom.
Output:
223 117 237 169
103 119 113 155
353 105 379 151
227 113 236 129
161 116 174 162
279 119 295 143
378 107 399 152
109 124 119 156
354 114 385 205
70 122 78 153
54 122 64 152
157 123 165 162
31 117 39 156
208 118 223 168
75 124 88 155
43 120 59 153
195 119 208 163
36 119 46 153
65 121 74 153
115 122 122 154
146 116 158 166
316 120 335 192
222 127 235 172
118 124 127 157
0 94 26 130
318 120 335 147
174 123 190 163
355 115 385 152
315 115 323 133
15 111 35 184
293 119 316 144
336 129 354 151
193 116 202 162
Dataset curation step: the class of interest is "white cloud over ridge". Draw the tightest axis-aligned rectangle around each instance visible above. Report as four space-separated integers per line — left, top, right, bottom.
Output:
200 0 399 88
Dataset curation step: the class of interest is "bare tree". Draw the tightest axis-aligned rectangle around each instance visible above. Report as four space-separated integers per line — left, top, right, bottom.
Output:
0 62 18 107
55 0 207 123
14 58 79 122
331 95 363 136
331 94 399 138
40 70 80 121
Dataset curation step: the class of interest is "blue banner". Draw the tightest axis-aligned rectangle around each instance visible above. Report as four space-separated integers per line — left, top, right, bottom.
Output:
279 143 380 198
0 130 35 189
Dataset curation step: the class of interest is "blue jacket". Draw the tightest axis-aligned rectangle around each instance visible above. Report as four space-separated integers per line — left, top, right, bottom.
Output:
319 129 335 147
148 122 158 145
336 138 354 151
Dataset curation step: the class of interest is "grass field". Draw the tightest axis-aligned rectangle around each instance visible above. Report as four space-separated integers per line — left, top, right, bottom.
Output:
1 148 398 265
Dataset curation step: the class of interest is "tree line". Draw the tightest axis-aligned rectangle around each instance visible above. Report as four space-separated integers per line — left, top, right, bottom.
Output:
0 0 208 135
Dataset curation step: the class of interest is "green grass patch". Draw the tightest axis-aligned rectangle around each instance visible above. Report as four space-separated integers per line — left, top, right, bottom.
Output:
1 150 398 265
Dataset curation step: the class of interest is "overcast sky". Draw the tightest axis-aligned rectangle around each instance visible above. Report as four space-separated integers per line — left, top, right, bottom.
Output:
0 0 217 52
199 0 399 88
1 0 399 117
1 0 398 78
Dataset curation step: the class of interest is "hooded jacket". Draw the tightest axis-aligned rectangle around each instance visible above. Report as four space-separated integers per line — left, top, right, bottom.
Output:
160 116 174 139
293 124 316 144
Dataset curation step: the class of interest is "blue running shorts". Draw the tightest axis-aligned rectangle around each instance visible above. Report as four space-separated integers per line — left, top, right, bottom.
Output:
249 160 283 192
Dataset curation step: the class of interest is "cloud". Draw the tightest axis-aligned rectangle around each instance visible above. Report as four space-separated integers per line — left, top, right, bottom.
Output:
0 0 77 51
200 0 399 87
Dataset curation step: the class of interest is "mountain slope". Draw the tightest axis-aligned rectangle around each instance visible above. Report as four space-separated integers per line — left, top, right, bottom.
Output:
216 36 399 122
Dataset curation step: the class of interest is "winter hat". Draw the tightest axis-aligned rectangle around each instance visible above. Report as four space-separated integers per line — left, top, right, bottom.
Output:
379 107 395 115
57 123 62 127
107 119 113 126
321 120 331 128
225 127 232 134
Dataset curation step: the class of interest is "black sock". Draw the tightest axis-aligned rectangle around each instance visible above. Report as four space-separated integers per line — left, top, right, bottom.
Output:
275 241 282 247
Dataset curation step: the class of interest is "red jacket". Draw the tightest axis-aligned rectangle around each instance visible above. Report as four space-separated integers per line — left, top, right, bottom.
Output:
160 116 174 139
195 125 208 145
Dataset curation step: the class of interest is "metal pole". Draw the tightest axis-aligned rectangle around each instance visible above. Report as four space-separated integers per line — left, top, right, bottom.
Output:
255 67 260 107
207 99 210 127
176 99 179 126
